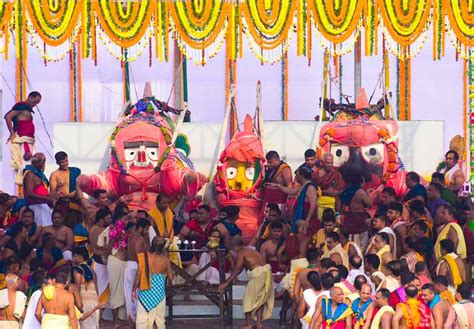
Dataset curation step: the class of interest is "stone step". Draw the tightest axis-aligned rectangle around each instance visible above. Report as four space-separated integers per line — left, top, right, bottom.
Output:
166 304 282 320
170 283 248 301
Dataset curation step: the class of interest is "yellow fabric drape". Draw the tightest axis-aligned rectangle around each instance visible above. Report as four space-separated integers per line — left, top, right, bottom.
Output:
434 222 467 259
376 244 391 271
148 207 174 239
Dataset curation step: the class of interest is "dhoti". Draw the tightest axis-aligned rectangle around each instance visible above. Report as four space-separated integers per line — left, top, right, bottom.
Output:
243 264 274 321
0 321 19 329
29 203 53 227
23 290 42 329
41 314 70 328
80 283 100 329
280 258 309 294
107 255 127 310
9 135 35 185
92 261 109 304
124 261 138 321
136 299 166 329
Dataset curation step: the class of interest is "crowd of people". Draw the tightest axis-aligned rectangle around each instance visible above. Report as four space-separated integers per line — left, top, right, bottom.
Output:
0 136 472 328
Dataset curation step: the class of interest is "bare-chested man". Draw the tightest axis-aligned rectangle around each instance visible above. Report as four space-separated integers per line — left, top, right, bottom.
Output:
4 92 41 181
125 218 150 323
371 288 394 329
50 152 80 199
75 182 131 230
41 210 73 260
421 283 449 329
219 237 274 329
435 239 466 288
292 247 320 307
88 207 114 305
0 274 27 329
339 174 373 250
260 221 285 274
35 270 78 329
50 151 82 228
23 153 59 227
133 237 174 329
392 286 434 329
439 150 465 193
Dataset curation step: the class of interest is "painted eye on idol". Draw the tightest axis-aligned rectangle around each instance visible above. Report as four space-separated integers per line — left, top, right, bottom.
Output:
245 167 255 180
124 148 138 161
361 143 385 164
330 144 349 167
145 147 159 161
226 167 237 179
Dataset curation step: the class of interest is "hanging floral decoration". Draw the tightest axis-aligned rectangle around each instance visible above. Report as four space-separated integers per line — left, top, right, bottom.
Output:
0 0 473 63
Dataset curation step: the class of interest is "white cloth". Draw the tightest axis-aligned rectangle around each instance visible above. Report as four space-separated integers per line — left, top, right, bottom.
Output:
441 163 461 186
196 252 229 284
0 321 20 329
136 298 166 329
29 204 53 227
23 290 42 329
62 250 72 261
148 227 157 244
366 227 397 256
9 135 35 185
347 269 374 292
124 261 138 321
300 290 327 329
0 289 26 320
93 262 108 298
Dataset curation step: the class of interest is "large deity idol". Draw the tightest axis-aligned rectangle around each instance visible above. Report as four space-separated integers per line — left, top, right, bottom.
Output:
319 89 406 197
79 83 207 210
214 115 265 242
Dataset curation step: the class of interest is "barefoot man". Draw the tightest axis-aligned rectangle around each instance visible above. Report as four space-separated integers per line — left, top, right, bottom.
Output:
41 210 73 260
35 270 78 329
4 91 42 185
125 218 150 323
219 237 274 329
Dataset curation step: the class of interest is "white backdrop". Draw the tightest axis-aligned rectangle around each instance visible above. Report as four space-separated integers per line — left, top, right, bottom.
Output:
0 31 463 192
52 120 443 184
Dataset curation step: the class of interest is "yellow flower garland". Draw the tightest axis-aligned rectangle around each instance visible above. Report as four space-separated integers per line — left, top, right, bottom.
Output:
0 0 473 62
24 0 81 46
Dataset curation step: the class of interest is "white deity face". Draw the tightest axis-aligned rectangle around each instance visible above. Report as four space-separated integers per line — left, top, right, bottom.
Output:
124 141 159 170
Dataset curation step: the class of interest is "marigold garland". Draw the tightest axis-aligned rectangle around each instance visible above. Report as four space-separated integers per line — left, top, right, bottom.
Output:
69 41 83 122
15 0 27 102
1 0 474 63
309 0 364 44
468 49 474 191
379 0 432 47
242 0 296 50
24 0 81 46
94 0 153 48
281 45 289 120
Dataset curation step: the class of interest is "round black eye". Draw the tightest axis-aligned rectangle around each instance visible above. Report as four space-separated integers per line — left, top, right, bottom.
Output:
336 149 342 157
130 152 135 155
151 152 155 155
369 148 377 156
